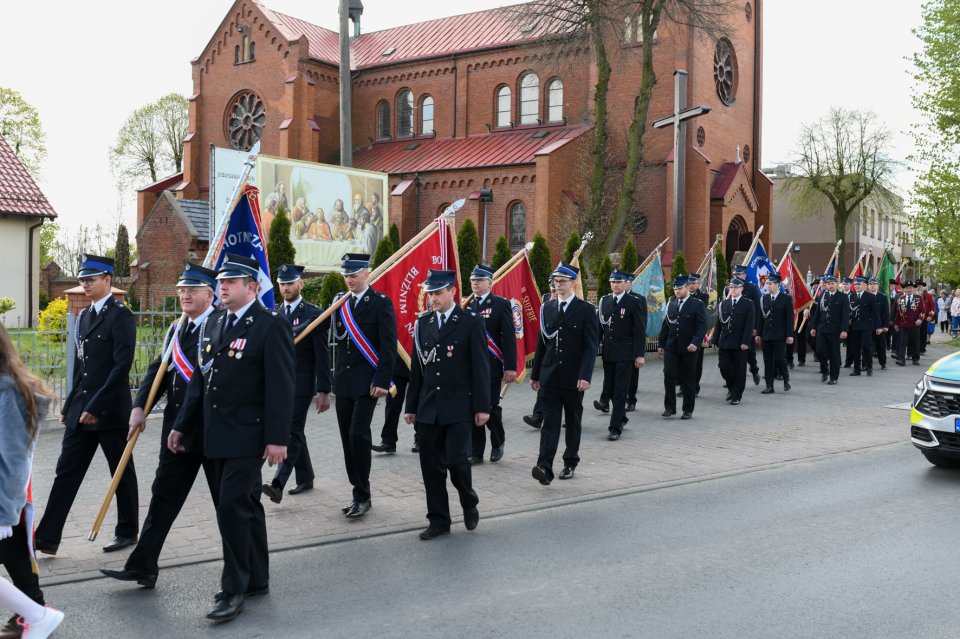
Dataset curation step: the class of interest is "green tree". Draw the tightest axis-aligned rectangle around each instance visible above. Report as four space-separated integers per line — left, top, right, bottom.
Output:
596 255 613 298
370 235 395 270
114 224 131 277
39 222 58 266
563 231 589 281
267 209 296 288
301 276 325 306
529 232 553 294
716 244 730 284
913 162 960 284
389 222 401 253
620 238 639 273
491 235 512 270
319 272 347 308
456 218 482 287
0 87 46 176
0 297 15 316
670 251 688 279
110 92 188 187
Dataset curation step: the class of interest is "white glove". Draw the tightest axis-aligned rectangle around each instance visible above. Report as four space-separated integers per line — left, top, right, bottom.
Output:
0 526 12 540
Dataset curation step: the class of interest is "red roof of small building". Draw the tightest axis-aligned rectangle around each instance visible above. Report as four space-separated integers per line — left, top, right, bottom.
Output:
353 125 591 174
710 161 744 200
256 1 576 69
0 134 57 218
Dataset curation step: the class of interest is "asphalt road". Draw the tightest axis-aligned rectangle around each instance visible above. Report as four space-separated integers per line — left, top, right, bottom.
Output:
44 441 959 639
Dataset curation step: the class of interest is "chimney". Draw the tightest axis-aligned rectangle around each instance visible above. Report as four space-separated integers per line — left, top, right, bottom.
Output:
349 0 364 38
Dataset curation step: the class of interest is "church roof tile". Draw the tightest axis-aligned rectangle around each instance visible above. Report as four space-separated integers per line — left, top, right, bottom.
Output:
0 134 57 218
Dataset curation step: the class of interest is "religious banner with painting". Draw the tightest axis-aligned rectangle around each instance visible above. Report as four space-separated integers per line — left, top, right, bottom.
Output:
632 252 667 348
490 253 542 381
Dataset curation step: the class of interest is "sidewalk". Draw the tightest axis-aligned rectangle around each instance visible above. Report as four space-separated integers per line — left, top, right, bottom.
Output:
32 333 956 585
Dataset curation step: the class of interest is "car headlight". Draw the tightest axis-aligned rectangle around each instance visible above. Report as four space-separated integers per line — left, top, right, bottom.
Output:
914 375 930 405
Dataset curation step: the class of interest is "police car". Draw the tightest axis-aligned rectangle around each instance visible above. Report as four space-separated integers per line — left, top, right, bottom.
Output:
911 351 960 467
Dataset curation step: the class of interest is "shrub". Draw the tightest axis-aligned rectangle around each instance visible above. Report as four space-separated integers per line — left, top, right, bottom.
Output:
456 219 481 286
529 232 552 294
620 238 639 274
563 231 588 281
319 272 347 308
370 235 395 270
301 276 325 306
671 251 688 279
491 235 512 270
389 223 401 253
37 297 68 341
0 297 15 315
596 256 613 298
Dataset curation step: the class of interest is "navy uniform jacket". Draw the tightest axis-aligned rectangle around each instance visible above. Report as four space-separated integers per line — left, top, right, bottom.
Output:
332 289 397 397
134 317 206 453
658 296 708 354
532 296 600 389
467 293 517 379
742 281 763 331
598 292 647 362
282 300 332 397
63 296 135 432
847 291 880 332
759 293 795 341
810 291 850 335
713 296 755 349
405 306 491 425
874 291 890 328
173 303 295 459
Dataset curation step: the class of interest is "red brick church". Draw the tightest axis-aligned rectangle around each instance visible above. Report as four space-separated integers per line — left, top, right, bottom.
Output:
135 0 771 304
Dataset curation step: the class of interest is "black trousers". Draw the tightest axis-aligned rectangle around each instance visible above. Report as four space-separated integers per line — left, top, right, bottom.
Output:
762 339 789 387
37 427 138 544
530 386 545 422
472 374 505 457
746 339 759 375
335 395 377 502
599 364 614 404
603 360 632 435
873 332 887 367
718 349 748 400
416 420 477 529
273 394 315 488
0 519 43 605
896 326 922 362
663 349 698 414
848 329 874 372
537 386 583 477
815 332 842 380
792 322 811 364
628 367 639 404
208 456 267 595
126 441 215 578
379 376 409 445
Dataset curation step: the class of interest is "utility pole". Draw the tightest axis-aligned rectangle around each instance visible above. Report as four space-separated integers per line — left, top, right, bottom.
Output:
339 0 352 167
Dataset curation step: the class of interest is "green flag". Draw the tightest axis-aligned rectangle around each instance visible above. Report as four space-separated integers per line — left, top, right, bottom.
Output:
877 250 896 298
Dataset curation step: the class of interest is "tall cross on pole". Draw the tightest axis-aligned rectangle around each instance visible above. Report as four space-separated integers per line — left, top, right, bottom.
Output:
652 70 711 258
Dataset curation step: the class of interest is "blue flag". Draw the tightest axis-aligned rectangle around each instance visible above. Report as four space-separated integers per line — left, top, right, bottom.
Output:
632 252 666 341
212 187 274 309
742 239 777 290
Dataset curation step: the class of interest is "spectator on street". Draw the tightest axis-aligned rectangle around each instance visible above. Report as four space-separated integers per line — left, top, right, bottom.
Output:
938 291 950 333
951 290 960 338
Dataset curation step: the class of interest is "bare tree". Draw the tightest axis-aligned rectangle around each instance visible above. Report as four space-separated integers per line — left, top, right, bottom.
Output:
783 107 899 274
110 93 188 188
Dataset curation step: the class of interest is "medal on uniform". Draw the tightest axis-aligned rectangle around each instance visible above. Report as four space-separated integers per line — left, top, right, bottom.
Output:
235 352 243 359
620 308 626 318
228 350 235 357
447 345 454 357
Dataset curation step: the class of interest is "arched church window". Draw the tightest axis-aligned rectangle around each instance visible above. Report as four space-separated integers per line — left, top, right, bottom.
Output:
519 73 539 125
420 95 434 135
496 86 512 128
376 101 391 140
713 38 738 105
397 89 414 137
225 90 265 151
547 79 563 122
508 201 527 250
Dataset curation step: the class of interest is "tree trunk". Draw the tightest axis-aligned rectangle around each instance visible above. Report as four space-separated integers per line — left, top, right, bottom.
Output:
586 1 611 240
833 203 852 275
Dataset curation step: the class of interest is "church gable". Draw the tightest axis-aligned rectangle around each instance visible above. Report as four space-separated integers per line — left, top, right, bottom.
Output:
710 161 758 213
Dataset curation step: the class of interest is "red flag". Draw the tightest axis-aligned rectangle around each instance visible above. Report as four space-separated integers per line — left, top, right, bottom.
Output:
374 218 460 366
490 253 542 380
778 254 813 317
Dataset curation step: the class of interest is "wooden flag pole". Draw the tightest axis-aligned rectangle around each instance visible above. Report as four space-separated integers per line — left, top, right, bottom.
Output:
89 142 261 541
696 234 724 275
634 237 671 277
740 225 765 266
777 241 794 269
461 243 532 307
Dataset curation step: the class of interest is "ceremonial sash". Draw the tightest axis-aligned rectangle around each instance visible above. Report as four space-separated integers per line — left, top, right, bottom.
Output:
486 331 504 369
171 325 195 383
339 297 381 370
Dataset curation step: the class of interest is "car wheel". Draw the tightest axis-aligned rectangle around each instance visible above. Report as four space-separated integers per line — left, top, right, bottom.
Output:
922 450 960 469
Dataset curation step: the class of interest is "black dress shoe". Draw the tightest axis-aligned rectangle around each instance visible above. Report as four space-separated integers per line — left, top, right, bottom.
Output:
100 568 157 588
827 379 838 385
288 481 314 496
850 370 861 376
752 371 761 385
730 399 741 405
419 526 450 540
345 500 371 519
866 370 873 377
680 412 693 420
467 456 483 465
411 439 420 453
523 415 542 429
725 392 733 401
783 381 791 392
607 431 620 441
761 387 775 394
34 538 58 556
676 388 684 397
661 410 675 417
215 584 269 601
821 374 829 382
341 502 354 514
464 507 480 531
843 362 852 368
490 446 504 462
103 536 138 553
895 359 905 366
371 441 397 453
593 400 609 413
261 482 283 504
206 593 244 622
798 362 805 367
531 465 552 485
881 365 887 370
559 466 575 480
625 402 636 412
788 361 795 369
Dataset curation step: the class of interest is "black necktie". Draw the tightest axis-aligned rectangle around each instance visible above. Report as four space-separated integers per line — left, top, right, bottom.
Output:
352 295 360 310
89 306 98 321
224 313 237 339
438 313 445 330
181 321 193 341
560 301 568 314
285 305 292 318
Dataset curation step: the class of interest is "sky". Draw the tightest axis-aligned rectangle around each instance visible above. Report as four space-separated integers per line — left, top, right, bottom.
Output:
0 0 926 240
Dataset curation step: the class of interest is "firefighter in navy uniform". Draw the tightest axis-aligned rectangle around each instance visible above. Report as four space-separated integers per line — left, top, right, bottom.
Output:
523 284 556 429
868 277 890 370
809 274 850 384
658 277 708 418
261 265 331 504
847 276 881 377
594 270 646 440
757 273 794 394
101 265 217 589
731 265 762 386
466 265 517 463
712 278 755 405
331 253 397 520
687 274 710 395
35 254 139 556
530 263 599 484
404 270 490 540
169 254 295 623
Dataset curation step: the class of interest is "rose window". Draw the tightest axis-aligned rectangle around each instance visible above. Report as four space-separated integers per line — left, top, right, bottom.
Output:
713 38 737 106
225 91 265 150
